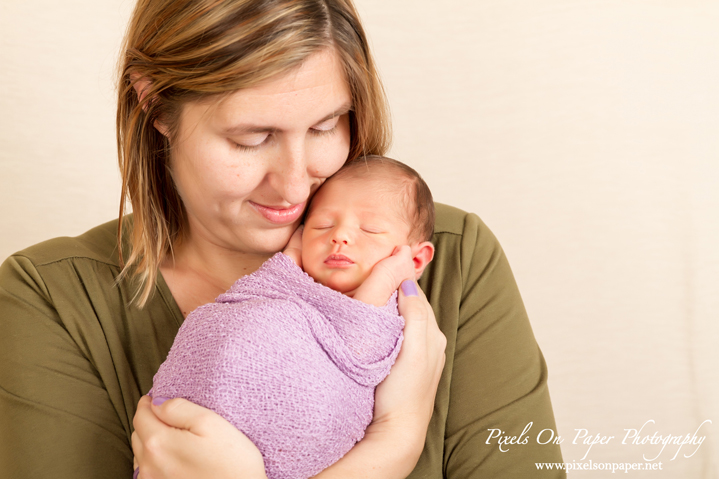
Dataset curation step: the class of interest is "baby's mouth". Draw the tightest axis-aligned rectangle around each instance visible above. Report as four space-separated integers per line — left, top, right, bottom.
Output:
324 254 354 266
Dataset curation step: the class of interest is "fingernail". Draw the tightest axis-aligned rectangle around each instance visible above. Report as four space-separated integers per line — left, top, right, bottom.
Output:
152 397 170 406
133 467 140 479
401 280 418 297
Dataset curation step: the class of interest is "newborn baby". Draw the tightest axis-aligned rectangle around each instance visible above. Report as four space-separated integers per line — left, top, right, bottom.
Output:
151 156 435 479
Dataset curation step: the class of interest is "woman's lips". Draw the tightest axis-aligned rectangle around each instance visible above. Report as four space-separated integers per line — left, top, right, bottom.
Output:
250 201 305 225
324 254 355 268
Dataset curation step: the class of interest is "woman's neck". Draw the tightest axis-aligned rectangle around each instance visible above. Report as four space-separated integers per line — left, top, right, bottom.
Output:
159 235 272 318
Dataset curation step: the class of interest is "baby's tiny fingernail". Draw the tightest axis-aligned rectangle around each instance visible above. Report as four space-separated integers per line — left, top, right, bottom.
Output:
133 467 140 479
152 397 170 406
401 280 418 297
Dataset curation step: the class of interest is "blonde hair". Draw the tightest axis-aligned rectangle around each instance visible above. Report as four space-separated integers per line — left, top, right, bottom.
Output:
116 0 391 306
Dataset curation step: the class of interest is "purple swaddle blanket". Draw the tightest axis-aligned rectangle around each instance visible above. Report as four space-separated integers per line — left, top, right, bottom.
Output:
151 252 404 479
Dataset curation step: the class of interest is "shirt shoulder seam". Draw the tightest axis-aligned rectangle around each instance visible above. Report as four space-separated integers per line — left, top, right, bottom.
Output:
11 253 120 269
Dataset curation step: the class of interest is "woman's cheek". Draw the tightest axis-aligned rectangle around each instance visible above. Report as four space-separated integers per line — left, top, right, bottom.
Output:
309 148 346 179
313 122 351 176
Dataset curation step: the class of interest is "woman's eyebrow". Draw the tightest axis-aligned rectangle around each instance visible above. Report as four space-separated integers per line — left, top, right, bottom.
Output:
222 124 277 136
222 103 352 136
315 103 353 124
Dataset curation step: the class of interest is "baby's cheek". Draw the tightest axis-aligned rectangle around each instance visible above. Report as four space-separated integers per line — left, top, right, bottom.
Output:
300 238 316 269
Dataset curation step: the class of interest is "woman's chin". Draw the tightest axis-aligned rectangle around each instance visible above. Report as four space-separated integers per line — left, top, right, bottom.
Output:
237 224 297 255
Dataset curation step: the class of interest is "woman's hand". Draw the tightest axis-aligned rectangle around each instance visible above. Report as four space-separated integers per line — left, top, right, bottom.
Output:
131 395 267 479
282 225 304 267
353 245 416 307
373 278 446 436
314 278 446 479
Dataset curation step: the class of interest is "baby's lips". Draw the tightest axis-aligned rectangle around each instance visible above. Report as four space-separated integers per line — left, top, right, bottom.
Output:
326 253 354 263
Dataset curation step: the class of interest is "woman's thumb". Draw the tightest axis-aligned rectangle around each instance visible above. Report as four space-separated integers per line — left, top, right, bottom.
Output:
398 279 428 327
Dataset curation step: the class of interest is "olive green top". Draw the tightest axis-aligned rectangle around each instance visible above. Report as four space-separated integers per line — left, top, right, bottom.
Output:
0 203 564 478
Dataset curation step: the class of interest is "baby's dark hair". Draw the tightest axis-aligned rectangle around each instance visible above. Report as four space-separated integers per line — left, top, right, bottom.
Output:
326 155 435 243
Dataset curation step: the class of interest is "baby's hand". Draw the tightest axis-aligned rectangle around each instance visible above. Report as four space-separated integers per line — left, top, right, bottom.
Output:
283 225 303 267
353 246 416 307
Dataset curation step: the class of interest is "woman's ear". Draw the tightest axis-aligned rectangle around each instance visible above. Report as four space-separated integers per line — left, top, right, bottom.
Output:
131 73 152 110
410 241 435 279
130 73 170 137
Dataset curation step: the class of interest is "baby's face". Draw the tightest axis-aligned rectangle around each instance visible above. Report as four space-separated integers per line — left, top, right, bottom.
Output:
301 175 412 296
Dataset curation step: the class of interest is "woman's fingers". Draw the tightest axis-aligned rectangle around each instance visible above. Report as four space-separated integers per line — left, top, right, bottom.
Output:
352 245 415 306
149 397 217 436
373 279 446 429
131 433 142 468
133 395 168 439
282 225 304 267
401 280 447 380
132 395 268 479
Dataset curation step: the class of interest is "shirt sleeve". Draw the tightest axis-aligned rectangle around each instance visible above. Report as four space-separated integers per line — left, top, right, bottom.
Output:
441 213 565 478
0 255 134 478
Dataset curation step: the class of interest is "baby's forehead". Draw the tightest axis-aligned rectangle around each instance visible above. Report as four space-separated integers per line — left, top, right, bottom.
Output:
316 173 409 205
308 175 413 221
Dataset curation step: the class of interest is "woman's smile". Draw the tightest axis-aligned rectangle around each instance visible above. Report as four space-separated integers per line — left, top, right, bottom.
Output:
249 201 306 225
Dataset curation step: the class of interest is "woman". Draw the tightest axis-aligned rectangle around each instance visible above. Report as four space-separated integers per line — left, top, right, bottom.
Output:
0 0 564 478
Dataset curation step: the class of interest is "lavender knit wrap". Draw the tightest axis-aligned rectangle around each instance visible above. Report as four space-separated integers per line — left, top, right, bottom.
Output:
151 252 404 479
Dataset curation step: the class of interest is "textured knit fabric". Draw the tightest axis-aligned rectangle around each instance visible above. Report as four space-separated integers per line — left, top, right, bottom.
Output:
0 204 565 478
151 252 403 479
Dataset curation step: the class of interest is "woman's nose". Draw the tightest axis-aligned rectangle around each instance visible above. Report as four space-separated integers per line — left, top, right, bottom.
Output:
268 139 312 205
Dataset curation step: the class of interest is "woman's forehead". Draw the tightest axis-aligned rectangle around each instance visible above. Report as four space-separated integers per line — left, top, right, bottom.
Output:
221 50 348 106
185 49 352 129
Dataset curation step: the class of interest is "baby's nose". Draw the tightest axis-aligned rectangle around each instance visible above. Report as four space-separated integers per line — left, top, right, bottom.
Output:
330 228 351 245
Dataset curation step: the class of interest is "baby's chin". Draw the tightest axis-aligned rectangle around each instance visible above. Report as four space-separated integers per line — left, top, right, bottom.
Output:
317 272 364 297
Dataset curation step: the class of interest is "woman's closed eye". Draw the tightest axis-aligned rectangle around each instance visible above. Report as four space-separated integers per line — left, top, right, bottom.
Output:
310 116 340 137
230 132 271 152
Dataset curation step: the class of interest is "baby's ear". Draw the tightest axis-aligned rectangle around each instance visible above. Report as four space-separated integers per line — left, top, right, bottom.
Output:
411 241 435 279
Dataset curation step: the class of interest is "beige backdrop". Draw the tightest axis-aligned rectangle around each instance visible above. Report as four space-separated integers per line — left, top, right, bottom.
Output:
2 0 718 477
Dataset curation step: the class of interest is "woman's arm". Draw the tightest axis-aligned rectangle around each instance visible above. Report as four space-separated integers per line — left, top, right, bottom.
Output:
0 254 134 478
420 208 565 478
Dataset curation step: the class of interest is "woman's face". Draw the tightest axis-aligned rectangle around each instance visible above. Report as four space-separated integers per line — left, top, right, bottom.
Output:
168 49 352 256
